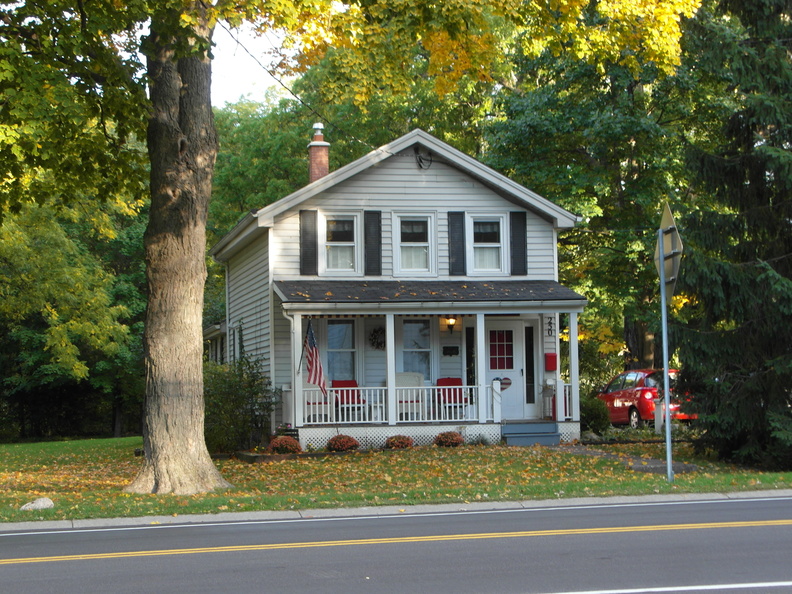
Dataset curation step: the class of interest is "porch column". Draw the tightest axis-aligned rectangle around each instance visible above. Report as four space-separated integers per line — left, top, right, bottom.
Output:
569 312 580 422
385 314 397 426
293 314 304 427
475 314 491 422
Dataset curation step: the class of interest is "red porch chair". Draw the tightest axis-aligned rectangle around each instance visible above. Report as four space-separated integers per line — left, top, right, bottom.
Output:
437 377 466 420
332 380 365 422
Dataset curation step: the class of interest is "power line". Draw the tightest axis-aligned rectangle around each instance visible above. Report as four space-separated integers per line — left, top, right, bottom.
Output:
214 21 380 152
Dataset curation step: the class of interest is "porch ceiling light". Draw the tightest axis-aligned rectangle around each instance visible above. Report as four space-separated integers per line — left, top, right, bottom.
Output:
445 315 457 334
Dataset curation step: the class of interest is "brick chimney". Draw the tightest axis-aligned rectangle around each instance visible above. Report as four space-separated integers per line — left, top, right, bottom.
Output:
308 123 330 183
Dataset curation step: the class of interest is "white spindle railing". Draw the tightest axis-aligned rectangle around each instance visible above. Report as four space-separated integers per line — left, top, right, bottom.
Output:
301 385 482 425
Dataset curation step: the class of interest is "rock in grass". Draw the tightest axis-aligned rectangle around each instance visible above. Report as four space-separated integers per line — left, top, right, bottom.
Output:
20 497 54 511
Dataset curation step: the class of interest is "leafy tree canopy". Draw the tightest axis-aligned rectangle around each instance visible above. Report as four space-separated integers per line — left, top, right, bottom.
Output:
676 0 792 468
0 202 133 382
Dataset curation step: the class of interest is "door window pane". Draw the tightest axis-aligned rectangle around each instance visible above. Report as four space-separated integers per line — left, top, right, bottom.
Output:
489 329 513 370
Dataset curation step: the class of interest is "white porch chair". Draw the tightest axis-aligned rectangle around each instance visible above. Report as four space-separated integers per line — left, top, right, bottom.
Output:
396 372 425 420
304 379 333 423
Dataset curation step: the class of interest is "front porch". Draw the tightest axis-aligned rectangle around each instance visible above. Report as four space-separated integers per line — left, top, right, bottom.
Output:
294 380 573 426
283 381 577 449
274 280 586 448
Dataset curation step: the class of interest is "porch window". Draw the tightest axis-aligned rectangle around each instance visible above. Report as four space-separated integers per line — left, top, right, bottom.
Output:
325 215 357 272
489 329 514 370
402 319 430 380
397 215 434 274
327 320 356 380
467 214 508 274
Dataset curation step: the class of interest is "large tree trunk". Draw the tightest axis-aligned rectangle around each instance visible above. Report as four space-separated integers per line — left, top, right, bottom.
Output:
623 317 655 370
126 7 230 494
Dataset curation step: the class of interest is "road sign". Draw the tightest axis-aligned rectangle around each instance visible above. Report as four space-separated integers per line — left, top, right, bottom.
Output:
654 203 683 296
654 203 683 483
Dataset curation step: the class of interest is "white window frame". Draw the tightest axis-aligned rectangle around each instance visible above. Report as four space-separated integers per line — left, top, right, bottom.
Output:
324 318 359 382
393 212 437 277
396 317 436 380
465 213 509 276
319 212 363 276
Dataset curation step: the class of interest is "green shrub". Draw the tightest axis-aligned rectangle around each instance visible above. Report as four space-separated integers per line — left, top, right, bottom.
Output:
203 356 280 453
384 434 414 449
434 431 464 447
581 396 611 435
327 434 360 452
268 435 302 454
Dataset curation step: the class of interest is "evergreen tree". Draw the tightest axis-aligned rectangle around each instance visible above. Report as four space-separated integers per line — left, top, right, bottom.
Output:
677 0 792 468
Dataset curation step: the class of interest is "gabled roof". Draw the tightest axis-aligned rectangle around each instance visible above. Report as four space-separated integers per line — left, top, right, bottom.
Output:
210 129 579 261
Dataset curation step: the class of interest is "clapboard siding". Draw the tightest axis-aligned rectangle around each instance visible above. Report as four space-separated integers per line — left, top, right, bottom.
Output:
526 217 557 280
272 293 292 387
226 233 270 371
270 157 556 280
363 318 387 387
438 326 464 378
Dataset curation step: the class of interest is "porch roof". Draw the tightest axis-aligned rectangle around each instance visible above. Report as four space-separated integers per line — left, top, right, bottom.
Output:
274 280 586 314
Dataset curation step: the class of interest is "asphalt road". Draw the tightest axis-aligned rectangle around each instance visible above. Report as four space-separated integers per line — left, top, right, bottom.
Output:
2 492 792 593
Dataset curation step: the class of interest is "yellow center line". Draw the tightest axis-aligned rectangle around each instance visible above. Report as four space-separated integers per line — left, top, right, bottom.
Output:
2 519 791 566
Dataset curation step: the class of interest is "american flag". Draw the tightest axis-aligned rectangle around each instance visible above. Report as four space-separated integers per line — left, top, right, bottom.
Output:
303 320 327 397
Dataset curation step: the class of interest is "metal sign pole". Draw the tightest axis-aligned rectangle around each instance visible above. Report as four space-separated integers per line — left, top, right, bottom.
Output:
655 203 682 483
658 228 674 483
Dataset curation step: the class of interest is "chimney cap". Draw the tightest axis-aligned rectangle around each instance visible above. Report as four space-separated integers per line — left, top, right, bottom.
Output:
313 122 324 133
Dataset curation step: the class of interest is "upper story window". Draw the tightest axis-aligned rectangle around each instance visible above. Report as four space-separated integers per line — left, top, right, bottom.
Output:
326 217 355 269
395 213 436 275
467 214 508 275
321 213 362 275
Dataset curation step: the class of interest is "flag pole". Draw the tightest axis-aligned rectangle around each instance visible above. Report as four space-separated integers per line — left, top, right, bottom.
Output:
297 316 311 371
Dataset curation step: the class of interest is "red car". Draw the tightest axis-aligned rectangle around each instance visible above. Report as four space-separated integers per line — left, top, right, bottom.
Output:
596 369 695 429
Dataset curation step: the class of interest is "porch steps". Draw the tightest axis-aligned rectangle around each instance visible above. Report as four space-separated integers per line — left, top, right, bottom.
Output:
501 421 561 447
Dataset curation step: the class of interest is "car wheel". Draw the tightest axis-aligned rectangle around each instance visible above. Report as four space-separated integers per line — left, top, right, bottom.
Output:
628 408 643 429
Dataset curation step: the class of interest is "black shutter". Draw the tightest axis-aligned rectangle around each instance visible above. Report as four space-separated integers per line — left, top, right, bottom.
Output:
448 211 466 276
300 210 318 275
364 211 382 276
510 211 527 276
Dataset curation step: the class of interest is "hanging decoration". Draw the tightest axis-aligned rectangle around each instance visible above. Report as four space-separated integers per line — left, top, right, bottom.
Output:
369 326 386 350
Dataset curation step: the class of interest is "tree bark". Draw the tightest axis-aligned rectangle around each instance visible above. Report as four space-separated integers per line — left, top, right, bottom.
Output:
623 317 655 370
125 7 231 494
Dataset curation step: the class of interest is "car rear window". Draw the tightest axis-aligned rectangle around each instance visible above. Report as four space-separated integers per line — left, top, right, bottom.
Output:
646 371 677 389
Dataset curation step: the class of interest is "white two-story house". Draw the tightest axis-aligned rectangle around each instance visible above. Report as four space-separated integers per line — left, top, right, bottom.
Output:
209 126 587 449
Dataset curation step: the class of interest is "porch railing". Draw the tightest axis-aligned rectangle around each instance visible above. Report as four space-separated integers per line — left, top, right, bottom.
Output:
302 385 483 426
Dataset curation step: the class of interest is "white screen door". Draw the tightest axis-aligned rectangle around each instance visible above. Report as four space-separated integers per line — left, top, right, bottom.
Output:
485 320 537 419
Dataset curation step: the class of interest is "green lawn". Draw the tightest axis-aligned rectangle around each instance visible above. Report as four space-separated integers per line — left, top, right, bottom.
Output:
1 437 790 523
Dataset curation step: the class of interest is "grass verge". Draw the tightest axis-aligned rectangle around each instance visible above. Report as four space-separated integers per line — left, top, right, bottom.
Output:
1 437 790 523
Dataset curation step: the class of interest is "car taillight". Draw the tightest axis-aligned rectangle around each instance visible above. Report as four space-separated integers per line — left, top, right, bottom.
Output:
641 390 655 400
